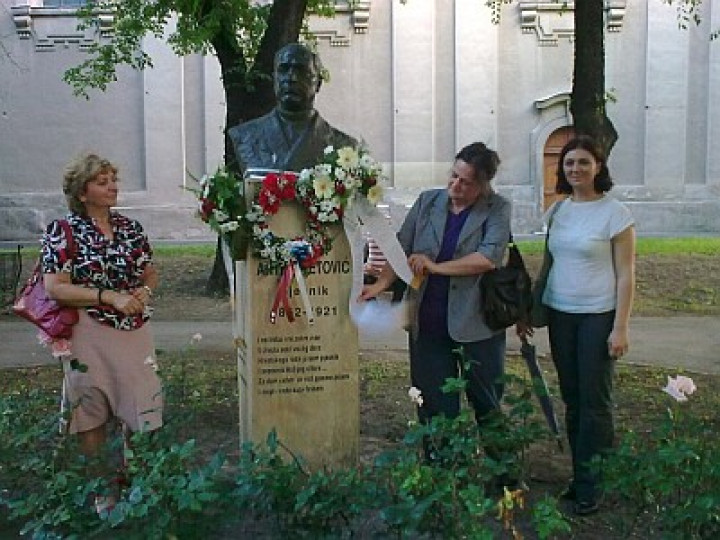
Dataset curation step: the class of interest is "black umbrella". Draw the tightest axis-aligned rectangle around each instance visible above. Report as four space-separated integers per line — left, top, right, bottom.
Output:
520 336 563 451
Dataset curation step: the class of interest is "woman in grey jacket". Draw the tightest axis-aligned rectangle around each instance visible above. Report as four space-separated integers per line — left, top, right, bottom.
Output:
360 142 511 458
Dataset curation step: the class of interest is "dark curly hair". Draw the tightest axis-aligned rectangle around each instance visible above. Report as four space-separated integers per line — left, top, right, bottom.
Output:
454 142 501 198
555 135 613 194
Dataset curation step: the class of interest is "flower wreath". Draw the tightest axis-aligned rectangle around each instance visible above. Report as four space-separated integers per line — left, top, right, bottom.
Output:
245 145 384 274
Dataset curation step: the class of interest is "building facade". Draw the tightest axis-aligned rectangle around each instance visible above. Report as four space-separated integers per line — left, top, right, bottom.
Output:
1 0 719 242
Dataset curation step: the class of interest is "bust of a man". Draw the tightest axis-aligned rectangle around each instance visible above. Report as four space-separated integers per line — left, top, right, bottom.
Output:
228 43 357 174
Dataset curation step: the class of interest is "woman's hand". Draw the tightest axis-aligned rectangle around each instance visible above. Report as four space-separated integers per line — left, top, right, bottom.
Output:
515 320 535 340
132 286 153 306
407 254 436 276
358 281 386 302
107 291 145 316
607 326 629 359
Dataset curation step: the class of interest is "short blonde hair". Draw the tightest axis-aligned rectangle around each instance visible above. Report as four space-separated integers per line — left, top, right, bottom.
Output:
63 154 118 215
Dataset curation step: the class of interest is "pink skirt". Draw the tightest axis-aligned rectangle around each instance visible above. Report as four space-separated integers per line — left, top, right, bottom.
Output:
66 310 163 434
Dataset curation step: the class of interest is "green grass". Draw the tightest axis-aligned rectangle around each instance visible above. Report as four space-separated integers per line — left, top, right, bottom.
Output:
634 236 720 255
153 243 217 256
3 236 718 258
517 236 720 256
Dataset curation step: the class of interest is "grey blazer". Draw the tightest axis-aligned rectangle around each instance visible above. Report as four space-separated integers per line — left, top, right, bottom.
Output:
398 188 511 342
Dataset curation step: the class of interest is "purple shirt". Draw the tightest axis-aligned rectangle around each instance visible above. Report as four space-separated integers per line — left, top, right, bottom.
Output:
418 207 472 337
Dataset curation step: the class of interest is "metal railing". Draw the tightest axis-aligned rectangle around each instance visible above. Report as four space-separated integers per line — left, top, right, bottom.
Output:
0 245 23 312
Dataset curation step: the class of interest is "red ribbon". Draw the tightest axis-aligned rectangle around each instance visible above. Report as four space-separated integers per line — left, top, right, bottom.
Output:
270 264 295 323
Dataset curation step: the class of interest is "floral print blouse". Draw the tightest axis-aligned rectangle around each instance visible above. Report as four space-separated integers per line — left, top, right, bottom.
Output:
41 212 154 330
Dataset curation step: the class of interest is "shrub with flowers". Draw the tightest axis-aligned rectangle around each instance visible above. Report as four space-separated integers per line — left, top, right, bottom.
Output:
599 373 720 538
245 145 384 274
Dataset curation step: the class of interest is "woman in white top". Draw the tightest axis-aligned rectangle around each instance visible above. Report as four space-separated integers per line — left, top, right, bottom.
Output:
543 136 635 516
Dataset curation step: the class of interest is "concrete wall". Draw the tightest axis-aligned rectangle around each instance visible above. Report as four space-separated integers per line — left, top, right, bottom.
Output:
1 0 719 243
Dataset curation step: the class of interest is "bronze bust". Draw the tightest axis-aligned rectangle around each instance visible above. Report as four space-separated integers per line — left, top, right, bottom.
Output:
228 43 357 174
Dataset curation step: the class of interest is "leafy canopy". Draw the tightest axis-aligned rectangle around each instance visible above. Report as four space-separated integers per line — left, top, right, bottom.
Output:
63 0 335 98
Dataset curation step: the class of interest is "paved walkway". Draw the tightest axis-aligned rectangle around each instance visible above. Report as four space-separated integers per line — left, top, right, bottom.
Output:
1 316 718 375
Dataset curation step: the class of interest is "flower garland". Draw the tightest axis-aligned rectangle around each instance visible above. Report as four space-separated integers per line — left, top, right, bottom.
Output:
188 166 244 236
245 145 384 274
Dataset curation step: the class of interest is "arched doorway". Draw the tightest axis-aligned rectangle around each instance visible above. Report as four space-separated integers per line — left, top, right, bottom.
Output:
542 126 574 210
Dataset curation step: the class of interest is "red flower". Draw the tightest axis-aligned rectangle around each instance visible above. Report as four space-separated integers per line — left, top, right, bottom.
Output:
199 198 215 221
306 206 319 223
262 173 281 194
259 189 280 214
300 244 324 269
335 182 346 195
279 172 298 200
335 206 344 220
262 172 297 202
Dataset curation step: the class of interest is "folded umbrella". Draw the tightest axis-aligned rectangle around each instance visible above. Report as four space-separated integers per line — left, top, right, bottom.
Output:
520 336 563 451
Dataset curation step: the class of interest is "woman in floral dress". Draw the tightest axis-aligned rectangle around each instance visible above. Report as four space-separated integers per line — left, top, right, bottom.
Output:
43 153 162 512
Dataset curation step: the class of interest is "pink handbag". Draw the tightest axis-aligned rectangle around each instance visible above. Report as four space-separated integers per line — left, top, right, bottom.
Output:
12 220 79 340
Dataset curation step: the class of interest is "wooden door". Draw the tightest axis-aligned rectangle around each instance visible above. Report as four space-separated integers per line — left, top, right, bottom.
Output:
543 127 574 210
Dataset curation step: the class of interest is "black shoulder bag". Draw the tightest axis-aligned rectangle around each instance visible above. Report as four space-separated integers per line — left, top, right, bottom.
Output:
480 234 532 331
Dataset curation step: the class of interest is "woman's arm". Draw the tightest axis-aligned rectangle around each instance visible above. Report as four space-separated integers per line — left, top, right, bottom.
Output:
132 264 159 304
608 225 636 358
407 195 509 277
358 262 398 301
44 272 146 316
407 252 494 277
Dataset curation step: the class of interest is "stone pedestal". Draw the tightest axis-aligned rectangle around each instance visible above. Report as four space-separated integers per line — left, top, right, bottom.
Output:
236 177 359 469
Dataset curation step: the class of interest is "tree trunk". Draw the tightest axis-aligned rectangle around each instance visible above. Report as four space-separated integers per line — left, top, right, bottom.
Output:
571 0 618 156
205 0 310 295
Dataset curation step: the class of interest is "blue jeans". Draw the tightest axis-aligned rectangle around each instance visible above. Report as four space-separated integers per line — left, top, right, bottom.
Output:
409 331 506 425
548 309 616 503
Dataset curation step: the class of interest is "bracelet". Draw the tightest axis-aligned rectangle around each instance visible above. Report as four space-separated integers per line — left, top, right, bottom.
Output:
142 285 153 297
98 288 104 305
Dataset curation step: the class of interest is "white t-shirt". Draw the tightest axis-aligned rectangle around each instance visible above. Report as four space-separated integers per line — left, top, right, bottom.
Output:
543 196 634 313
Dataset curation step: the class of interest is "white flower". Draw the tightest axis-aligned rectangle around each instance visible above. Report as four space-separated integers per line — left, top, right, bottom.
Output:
367 184 384 205
219 220 239 233
336 146 359 169
408 386 424 407
318 163 333 175
246 208 262 222
323 145 334 155
359 153 376 169
144 355 159 372
213 209 229 222
343 174 360 190
319 199 336 212
662 375 696 402
674 375 697 396
313 175 334 199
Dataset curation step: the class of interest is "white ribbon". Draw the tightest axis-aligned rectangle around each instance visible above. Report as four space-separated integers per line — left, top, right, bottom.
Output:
344 195 414 326
220 236 235 299
345 196 413 285
292 261 315 325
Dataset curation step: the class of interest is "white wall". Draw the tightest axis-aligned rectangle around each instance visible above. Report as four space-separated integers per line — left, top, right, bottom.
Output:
1 0 719 242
